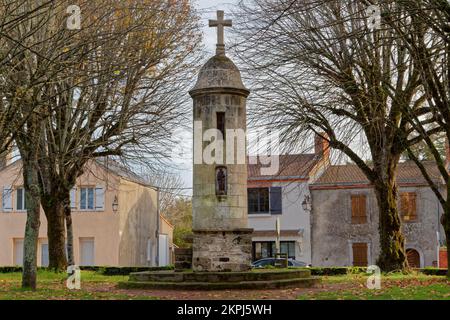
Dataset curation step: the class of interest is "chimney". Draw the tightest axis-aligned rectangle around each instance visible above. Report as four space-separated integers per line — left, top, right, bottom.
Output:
314 132 330 160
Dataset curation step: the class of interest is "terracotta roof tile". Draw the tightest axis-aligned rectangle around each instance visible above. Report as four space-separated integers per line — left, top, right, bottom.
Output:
248 154 320 180
312 161 442 187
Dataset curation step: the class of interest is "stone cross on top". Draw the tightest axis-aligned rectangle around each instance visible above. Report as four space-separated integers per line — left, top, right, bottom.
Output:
209 10 232 56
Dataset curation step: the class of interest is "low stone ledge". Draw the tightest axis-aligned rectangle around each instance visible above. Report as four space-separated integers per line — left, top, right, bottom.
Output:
129 269 312 283
119 277 320 291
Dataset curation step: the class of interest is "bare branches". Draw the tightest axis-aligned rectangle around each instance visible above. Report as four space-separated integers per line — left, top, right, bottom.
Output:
233 0 426 270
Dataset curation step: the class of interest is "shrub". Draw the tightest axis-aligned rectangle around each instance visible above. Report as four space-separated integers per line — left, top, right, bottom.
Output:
0 265 174 275
421 267 448 276
309 267 367 276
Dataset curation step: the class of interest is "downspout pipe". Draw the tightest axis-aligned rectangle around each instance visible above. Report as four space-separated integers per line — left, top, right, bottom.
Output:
155 187 160 267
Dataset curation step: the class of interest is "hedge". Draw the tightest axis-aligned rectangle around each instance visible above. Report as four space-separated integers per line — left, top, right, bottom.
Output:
308 267 448 276
0 265 174 275
0 265 446 276
420 268 448 276
309 267 367 276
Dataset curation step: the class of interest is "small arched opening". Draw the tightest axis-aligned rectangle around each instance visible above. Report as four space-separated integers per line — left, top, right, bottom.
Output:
406 248 421 268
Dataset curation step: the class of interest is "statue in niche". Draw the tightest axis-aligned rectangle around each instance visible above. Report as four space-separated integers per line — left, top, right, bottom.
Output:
216 166 227 196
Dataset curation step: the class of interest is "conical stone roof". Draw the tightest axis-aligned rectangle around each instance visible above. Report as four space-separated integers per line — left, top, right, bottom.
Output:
189 54 249 97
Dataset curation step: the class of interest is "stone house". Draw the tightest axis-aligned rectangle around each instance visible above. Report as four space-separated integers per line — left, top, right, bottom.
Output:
310 161 446 268
247 134 330 264
0 158 173 267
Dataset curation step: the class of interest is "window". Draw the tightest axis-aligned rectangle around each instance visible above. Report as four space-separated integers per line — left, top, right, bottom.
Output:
352 243 368 266
248 188 270 213
248 187 282 214
14 239 24 266
280 242 295 259
252 241 295 261
400 192 417 221
79 186 104 211
70 188 77 209
41 243 49 267
253 242 274 261
216 112 225 140
351 194 367 224
79 238 95 266
80 187 94 210
16 188 27 211
2 186 13 212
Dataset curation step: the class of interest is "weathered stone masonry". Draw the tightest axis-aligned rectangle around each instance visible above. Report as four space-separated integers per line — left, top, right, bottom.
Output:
189 12 252 272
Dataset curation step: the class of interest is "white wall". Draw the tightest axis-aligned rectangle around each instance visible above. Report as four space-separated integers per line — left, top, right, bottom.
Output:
248 181 312 264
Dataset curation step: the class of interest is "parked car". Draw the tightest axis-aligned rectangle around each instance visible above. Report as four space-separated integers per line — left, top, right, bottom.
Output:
251 258 308 268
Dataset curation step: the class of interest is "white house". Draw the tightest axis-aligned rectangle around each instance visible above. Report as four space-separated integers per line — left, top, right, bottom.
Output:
247 134 330 264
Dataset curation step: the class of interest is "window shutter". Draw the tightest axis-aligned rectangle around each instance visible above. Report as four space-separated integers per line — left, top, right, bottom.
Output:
351 195 366 224
95 186 104 211
270 187 282 215
400 193 408 217
400 192 417 221
2 186 13 212
359 195 367 223
409 193 417 220
351 195 359 223
70 188 77 209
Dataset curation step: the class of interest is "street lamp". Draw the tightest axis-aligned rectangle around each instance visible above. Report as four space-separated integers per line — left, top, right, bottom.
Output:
302 195 311 212
112 195 119 212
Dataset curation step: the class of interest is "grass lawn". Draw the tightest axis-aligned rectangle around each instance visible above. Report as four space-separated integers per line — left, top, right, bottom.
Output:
0 270 449 300
297 272 450 300
0 270 158 300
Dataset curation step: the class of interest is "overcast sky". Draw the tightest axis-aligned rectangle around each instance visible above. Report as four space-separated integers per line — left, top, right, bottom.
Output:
196 0 238 55
167 1 240 195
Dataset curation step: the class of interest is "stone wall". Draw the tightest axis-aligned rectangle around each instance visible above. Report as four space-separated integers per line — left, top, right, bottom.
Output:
174 248 193 271
310 186 444 268
192 229 252 272
192 92 249 231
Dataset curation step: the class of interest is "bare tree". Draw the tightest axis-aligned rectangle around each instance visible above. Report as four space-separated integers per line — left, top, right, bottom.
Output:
233 0 438 271
164 196 192 248
383 0 450 276
33 0 201 270
144 171 186 215
0 0 83 289
0 0 55 158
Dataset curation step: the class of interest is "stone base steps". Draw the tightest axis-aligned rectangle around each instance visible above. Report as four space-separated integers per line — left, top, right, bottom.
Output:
118 277 321 290
129 269 312 283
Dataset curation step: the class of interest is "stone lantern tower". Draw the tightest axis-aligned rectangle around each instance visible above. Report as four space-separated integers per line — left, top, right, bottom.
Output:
189 10 252 272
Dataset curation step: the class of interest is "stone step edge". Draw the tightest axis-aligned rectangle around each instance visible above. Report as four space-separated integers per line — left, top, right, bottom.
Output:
129 270 312 282
118 277 321 291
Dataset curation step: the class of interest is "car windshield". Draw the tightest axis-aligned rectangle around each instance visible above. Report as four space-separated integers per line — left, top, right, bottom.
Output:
254 259 273 266
290 260 305 267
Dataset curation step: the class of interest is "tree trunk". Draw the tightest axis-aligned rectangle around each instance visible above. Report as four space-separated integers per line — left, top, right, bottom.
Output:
21 158 41 290
42 199 67 271
373 174 407 272
62 193 75 266
442 194 450 278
